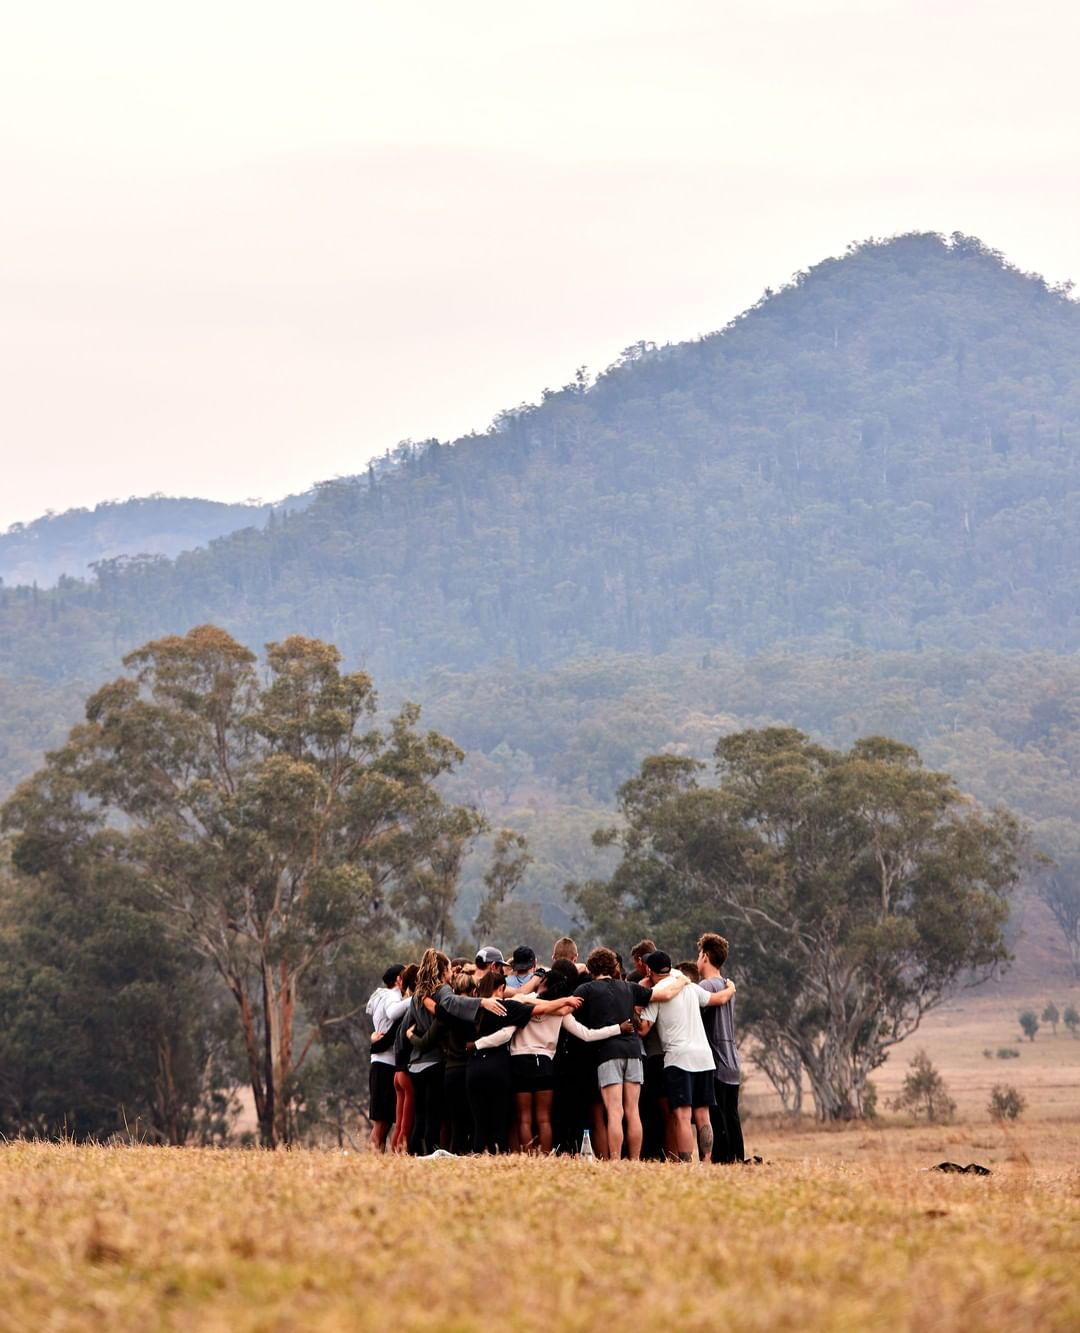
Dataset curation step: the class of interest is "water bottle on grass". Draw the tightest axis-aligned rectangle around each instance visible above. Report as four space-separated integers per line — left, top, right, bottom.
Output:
580 1129 595 1162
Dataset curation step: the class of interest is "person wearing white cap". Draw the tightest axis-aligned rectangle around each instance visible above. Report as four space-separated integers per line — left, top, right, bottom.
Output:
474 946 507 987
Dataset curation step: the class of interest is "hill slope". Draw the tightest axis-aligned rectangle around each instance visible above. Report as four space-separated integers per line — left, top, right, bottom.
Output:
3 232 1080 686
0 492 313 588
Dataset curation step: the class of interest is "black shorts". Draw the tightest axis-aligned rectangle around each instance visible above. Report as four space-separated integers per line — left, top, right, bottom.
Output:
664 1066 716 1110
511 1054 555 1093
369 1060 397 1123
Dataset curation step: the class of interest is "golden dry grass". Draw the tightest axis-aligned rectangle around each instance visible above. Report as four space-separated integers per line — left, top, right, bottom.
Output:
735 983 1080 1122
1 1138 1078 1333
869 991 1080 1121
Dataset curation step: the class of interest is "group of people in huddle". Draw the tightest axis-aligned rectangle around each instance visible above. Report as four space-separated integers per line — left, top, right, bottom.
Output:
365 932 744 1163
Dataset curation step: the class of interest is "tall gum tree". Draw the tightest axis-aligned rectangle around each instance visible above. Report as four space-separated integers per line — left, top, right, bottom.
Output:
2 626 482 1147
576 728 1026 1120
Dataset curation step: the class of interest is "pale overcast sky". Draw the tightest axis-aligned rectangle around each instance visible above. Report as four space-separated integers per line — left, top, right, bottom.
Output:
3 0 1080 527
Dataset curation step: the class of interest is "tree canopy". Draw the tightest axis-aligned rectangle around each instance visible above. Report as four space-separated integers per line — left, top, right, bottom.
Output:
574 727 1025 1119
1 626 485 1146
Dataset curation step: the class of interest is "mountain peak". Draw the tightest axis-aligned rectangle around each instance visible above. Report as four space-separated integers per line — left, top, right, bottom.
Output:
4 234 1080 684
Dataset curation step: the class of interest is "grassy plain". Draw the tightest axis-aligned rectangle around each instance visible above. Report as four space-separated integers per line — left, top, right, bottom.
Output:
1 1136 1078 1333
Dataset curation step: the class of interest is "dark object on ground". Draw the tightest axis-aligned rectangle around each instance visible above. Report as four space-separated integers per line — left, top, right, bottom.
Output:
931 1161 992 1175
740 1155 766 1165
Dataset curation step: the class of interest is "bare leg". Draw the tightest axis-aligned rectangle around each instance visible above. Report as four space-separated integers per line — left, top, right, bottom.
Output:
693 1106 712 1161
535 1089 554 1154
590 1099 609 1160
601 1084 626 1161
369 1120 390 1153
623 1082 643 1160
516 1091 535 1152
672 1105 694 1158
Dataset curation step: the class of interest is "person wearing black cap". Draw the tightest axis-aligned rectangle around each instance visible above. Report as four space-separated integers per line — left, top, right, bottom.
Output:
504 945 542 993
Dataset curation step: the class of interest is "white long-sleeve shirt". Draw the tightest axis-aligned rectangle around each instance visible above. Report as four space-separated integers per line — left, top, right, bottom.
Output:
367 986 411 1068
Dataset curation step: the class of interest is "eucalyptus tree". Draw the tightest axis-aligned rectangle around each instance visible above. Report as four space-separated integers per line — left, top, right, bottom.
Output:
3 625 483 1146
575 727 1025 1120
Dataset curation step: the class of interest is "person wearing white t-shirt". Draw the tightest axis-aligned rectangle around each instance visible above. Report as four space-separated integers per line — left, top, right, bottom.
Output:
637 950 735 1162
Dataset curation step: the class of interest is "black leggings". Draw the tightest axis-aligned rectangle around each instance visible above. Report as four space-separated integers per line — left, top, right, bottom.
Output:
709 1080 745 1163
467 1050 511 1154
408 1064 444 1155
443 1064 472 1155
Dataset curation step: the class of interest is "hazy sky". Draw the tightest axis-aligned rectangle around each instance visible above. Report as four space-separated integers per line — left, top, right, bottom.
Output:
4 0 1080 528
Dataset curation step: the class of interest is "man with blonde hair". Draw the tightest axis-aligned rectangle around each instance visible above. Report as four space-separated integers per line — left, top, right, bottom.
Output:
553 936 588 975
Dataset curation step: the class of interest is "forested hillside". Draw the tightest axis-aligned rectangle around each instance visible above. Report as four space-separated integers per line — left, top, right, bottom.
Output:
3 232 1080 685
0 494 313 589
3 232 1080 980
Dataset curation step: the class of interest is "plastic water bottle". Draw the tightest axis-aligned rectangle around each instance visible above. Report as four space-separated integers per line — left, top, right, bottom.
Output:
580 1129 596 1162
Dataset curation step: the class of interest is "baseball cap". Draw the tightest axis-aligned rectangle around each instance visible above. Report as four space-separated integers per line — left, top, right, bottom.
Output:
644 950 672 973
475 946 506 967
511 945 536 969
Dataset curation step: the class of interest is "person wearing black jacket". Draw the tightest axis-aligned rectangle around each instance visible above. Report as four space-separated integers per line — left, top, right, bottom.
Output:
466 971 533 1153
434 971 480 1154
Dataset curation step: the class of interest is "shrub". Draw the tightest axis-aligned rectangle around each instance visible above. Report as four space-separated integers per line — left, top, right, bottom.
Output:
1019 1010 1039 1042
982 1048 994 1059
989 1084 1026 1121
1064 1005 1079 1039
996 1047 1020 1059
889 1050 955 1123
1041 1002 1059 1035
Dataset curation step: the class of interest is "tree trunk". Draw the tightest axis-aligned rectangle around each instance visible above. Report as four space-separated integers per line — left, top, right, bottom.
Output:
154 1039 186 1146
229 979 273 1147
261 960 279 1148
803 1042 861 1121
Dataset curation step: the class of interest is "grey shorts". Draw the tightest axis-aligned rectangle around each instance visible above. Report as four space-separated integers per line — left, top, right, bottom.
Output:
597 1057 644 1088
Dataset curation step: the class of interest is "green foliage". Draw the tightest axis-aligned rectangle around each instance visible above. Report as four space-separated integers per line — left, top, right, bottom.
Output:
1019 1010 1040 1041
0 844 228 1143
1 627 480 1147
996 1047 1020 1059
988 1084 1026 1121
574 726 1024 1120
1041 1001 1060 1034
472 829 531 944
1063 1004 1079 1037
889 1050 956 1123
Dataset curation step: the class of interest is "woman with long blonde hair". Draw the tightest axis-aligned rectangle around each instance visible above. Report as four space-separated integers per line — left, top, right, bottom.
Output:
406 948 452 1154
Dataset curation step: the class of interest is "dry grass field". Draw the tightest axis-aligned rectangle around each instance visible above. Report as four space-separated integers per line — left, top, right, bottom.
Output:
1 1135 1078 1333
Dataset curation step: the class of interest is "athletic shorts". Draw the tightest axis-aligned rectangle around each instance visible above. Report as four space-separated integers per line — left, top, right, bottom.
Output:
663 1065 716 1110
511 1053 555 1092
369 1060 397 1123
597 1057 644 1088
